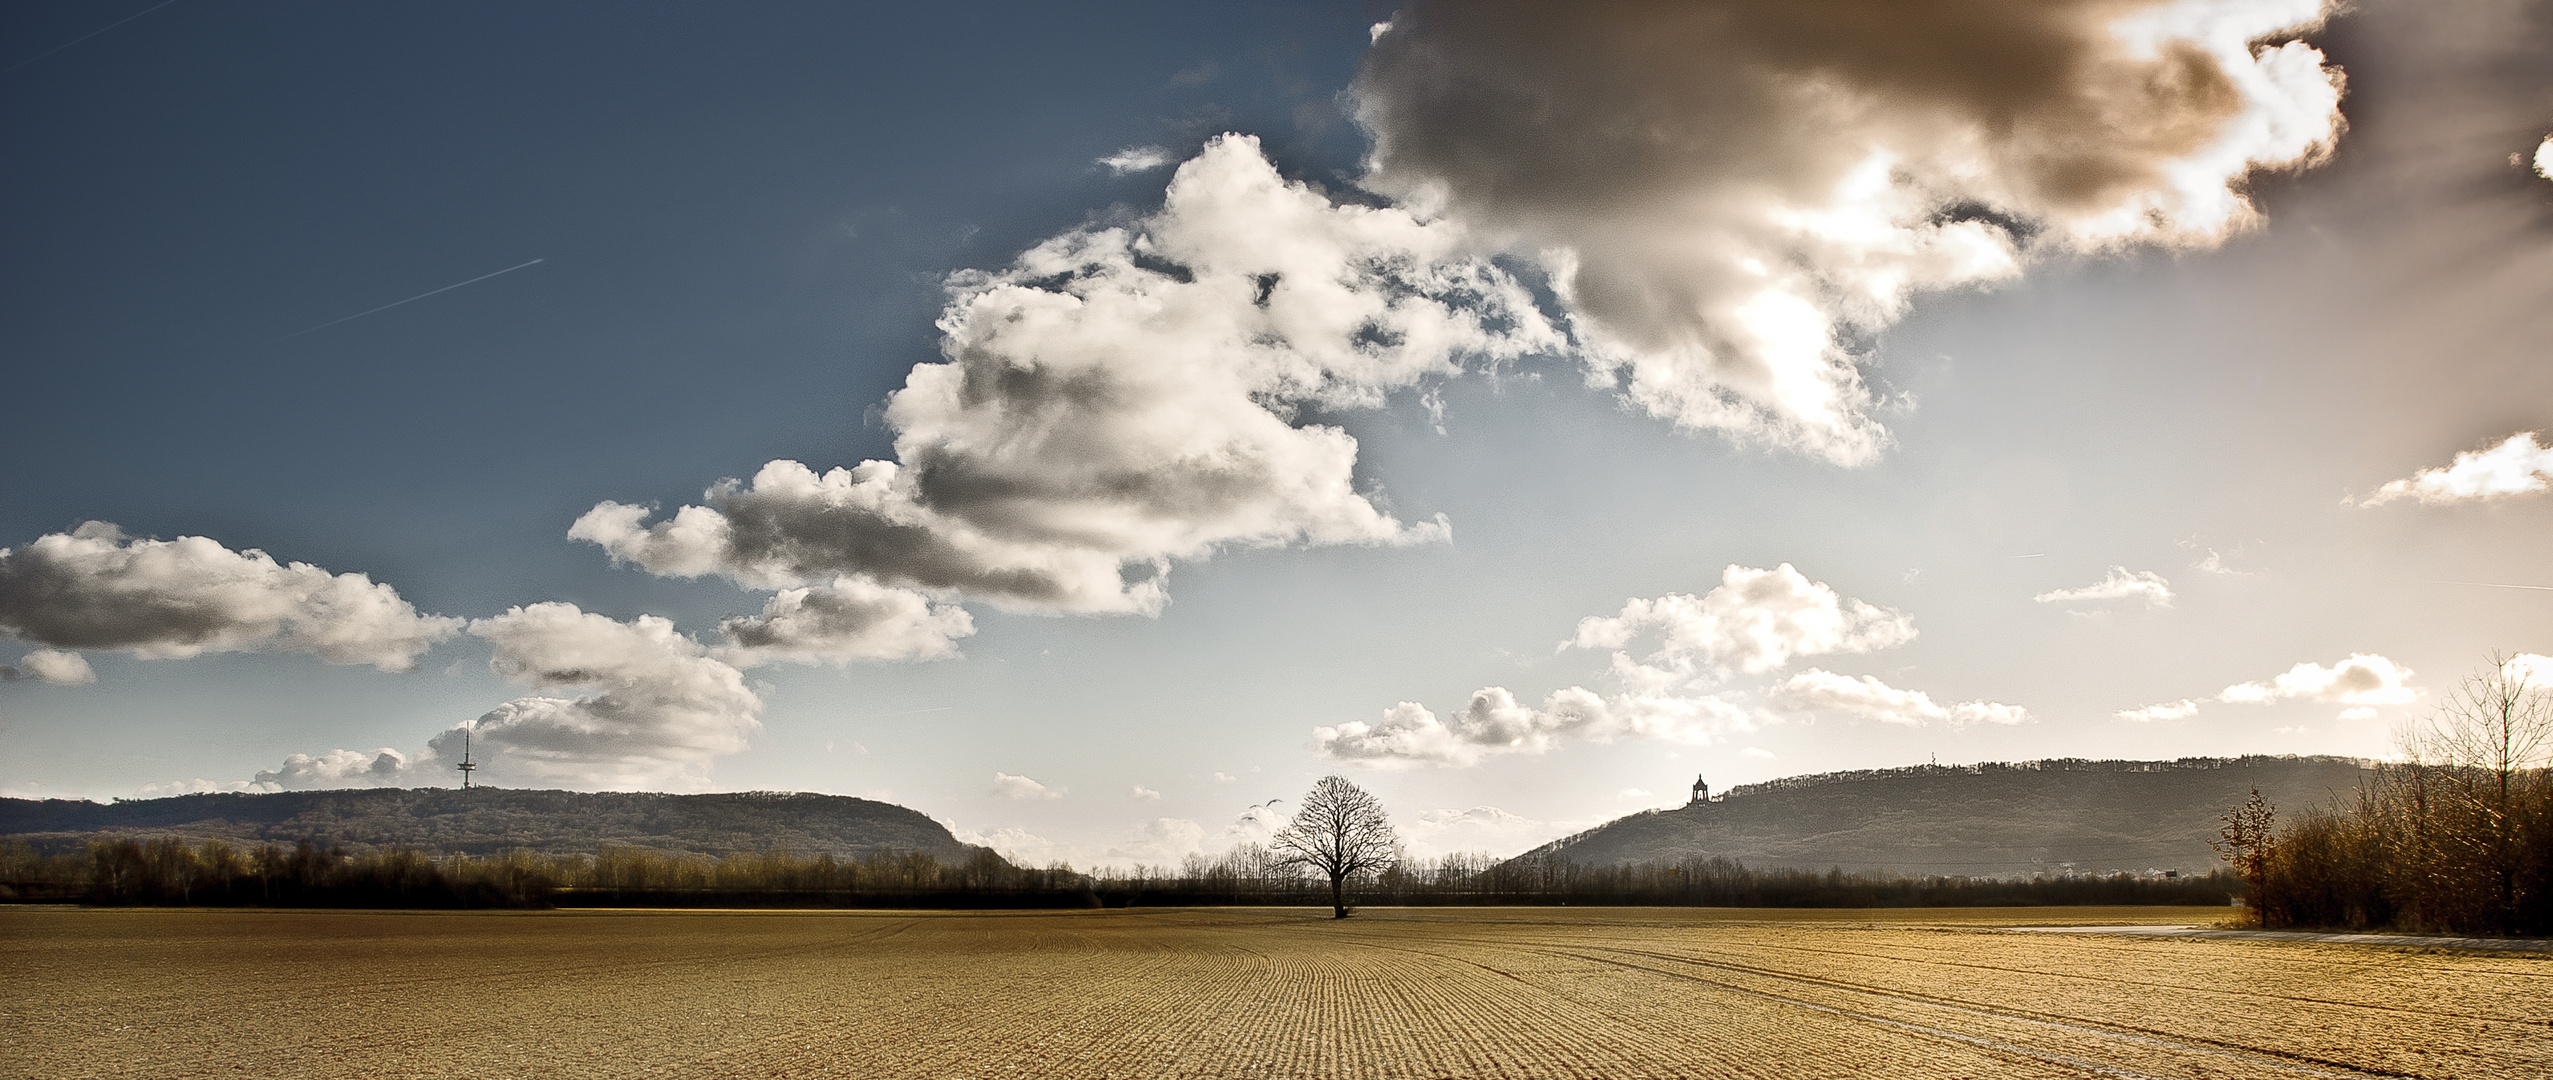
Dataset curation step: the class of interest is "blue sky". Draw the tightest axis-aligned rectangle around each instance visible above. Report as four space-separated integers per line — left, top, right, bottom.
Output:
3 0 2547 867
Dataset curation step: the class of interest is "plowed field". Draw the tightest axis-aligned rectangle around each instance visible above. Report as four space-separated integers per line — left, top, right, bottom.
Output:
4 906 2544 1078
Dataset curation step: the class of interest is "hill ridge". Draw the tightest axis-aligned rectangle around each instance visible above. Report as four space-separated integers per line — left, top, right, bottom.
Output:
1520 754 2376 876
1716 753 2371 799
0 787 994 864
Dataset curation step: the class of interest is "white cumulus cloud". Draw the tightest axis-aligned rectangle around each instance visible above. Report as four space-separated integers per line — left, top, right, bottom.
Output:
1770 668 2029 729
2509 653 2553 692
254 748 418 791
4 649 96 685
1569 563 1917 685
1400 805 1569 859
1105 817 1208 866
956 825 1068 867
1314 684 1769 769
2178 538 2248 575
243 605 776 793
455 603 764 790
0 522 459 671
1354 0 2345 464
1319 563 1944 767
1097 145 1177 174
572 135 1557 617
2219 652 2418 706
135 777 265 797
715 576 974 666
2116 699 2203 723
1221 800 1290 849
2359 432 2553 506
2035 566 2174 608
993 772 1065 800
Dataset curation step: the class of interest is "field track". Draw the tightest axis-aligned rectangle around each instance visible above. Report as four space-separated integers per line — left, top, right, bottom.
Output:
3 905 2544 1079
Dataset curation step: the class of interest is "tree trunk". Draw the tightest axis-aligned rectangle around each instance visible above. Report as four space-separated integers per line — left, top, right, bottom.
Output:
1329 873 1347 918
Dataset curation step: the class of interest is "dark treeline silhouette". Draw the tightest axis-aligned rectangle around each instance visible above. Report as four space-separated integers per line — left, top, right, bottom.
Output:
1368 851 2236 908
2225 656 2551 937
0 838 1091 909
1718 754 2315 800
2 836 2235 910
4 837 553 908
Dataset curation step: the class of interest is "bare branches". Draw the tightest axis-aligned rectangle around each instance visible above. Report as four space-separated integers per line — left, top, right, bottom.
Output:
2401 651 2553 779
1273 775 1399 918
2260 654 2553 935
2210 788 2276 923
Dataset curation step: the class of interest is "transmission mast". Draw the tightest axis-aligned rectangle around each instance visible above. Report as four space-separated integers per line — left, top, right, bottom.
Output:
456 721 478 789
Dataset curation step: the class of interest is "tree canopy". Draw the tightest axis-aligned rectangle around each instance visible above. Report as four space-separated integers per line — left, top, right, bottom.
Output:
1273 775 1398 918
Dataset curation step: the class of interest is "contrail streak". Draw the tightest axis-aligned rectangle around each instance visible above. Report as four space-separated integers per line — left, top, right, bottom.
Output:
247 258 545 349
2430 580 2553 592
6 0 182 73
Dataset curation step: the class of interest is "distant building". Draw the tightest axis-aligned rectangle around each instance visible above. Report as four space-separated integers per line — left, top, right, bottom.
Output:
1689 775 1708 805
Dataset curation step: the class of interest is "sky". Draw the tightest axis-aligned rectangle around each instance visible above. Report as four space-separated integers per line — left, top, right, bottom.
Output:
3 0 2548 869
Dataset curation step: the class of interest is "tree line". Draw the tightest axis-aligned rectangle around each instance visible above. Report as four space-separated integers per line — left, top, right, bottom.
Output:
2215 655 2551 936
1 770 2249 911
0 837 1085 909
1 833 2236 910
1719 754 2329 799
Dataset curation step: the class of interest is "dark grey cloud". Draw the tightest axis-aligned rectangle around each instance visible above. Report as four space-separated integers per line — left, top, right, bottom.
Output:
717 576 975 665
1355 0 2346 461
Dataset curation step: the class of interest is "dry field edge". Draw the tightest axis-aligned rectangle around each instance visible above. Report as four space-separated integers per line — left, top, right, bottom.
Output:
5 905 2545 1079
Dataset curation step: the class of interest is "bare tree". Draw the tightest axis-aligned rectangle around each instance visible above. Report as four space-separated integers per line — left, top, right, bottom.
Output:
2210 788 2276 923
2393 652 2553 932
1273 775 1399 918
2403 652 2553 789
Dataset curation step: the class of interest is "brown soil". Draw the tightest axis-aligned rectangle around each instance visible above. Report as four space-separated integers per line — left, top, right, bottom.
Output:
3 905 2542 1078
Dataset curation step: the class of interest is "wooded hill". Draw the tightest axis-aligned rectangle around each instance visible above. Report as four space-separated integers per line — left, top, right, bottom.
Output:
0 788 993 864
1519 756 2376 876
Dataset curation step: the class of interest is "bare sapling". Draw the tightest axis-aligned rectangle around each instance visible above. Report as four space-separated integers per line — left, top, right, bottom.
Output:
2211 788 2276 924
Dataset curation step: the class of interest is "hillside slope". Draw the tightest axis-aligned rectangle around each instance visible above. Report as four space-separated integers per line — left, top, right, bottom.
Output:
0 788 991 863
1520 756 2374 876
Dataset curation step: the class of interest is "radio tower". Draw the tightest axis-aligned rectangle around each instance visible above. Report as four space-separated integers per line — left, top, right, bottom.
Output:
456 721 478 789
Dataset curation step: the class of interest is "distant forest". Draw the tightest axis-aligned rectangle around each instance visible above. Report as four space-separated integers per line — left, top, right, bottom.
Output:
1 836 2239 911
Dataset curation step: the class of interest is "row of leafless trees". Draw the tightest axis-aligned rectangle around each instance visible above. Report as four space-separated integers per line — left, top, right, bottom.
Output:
12 837 557 908
2218 655 2552 936
0 838 1093 908
1156 847 2237 908
3 834 2237 910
